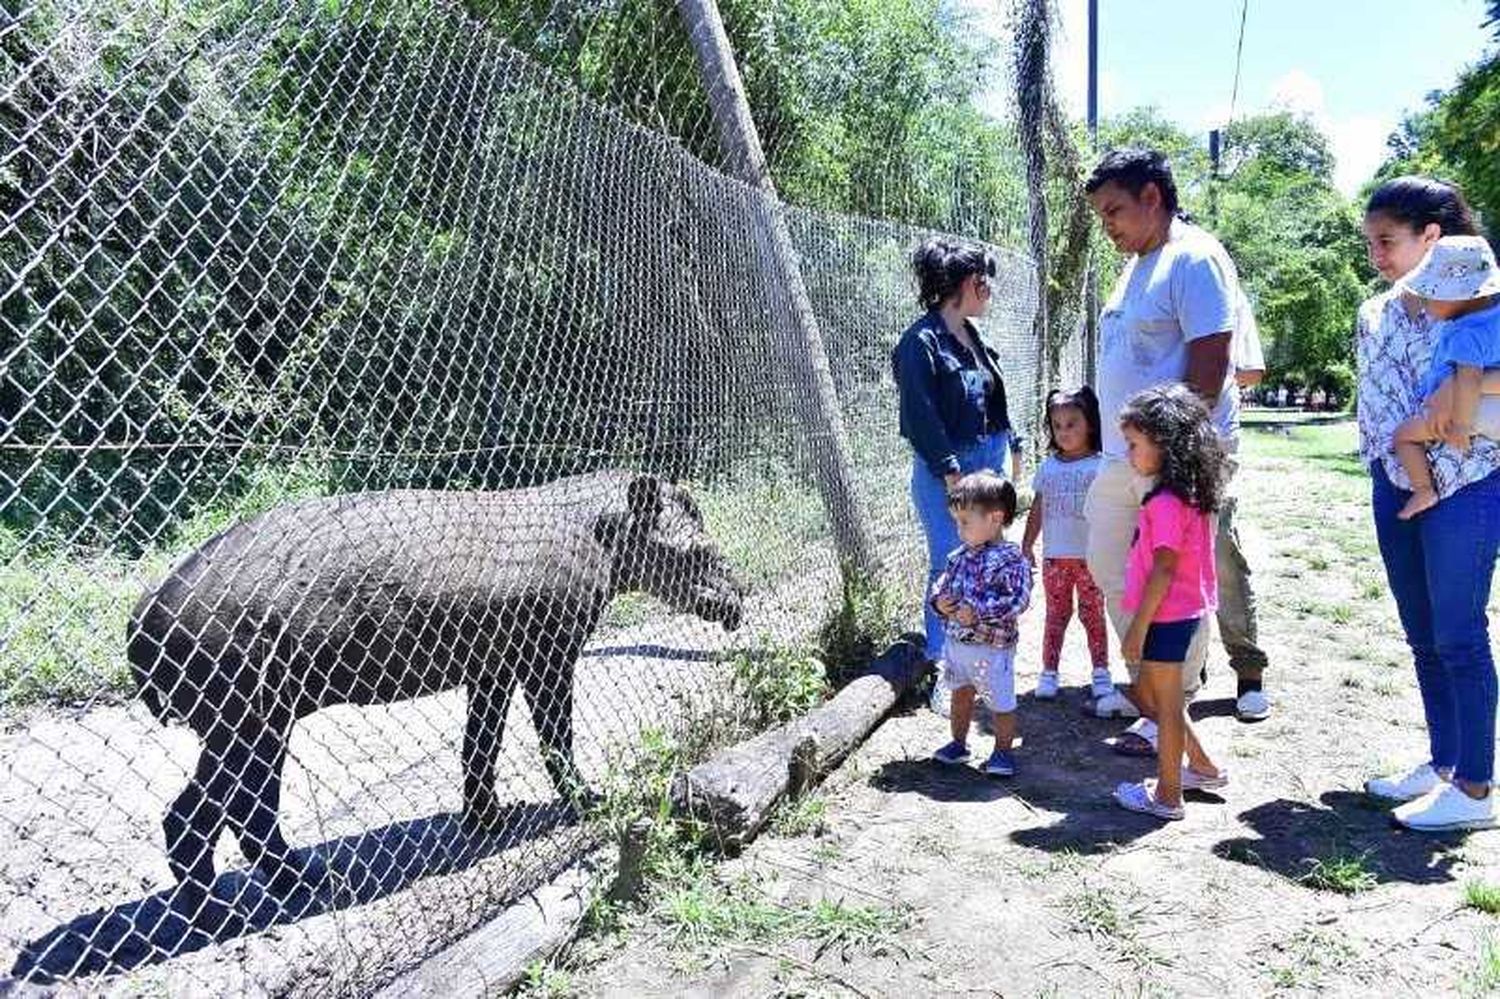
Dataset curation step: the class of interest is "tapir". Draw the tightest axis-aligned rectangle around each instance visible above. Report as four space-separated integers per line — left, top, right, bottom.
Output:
127 472 744 902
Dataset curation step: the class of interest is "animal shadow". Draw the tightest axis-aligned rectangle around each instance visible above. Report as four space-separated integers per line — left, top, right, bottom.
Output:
11 802 575 984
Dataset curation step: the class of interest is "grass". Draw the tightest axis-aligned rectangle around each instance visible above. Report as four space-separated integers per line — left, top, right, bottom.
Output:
517 960 574 998
1242 421 1364 480
1296 850 1379 894
770 794 829 837
1264 926 1357 991
1465 881 1500 916
1061 885 1159 969
659 877 906 954
1465 935 1500 996
1 462 329 710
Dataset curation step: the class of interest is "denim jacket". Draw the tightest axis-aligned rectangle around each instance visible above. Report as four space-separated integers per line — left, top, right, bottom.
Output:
892 309 1013 478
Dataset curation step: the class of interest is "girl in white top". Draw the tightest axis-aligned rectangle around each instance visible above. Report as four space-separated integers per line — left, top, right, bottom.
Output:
1021 387 1112 700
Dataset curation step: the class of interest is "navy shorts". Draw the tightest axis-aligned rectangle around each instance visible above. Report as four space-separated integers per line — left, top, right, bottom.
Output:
1142 617 1200 663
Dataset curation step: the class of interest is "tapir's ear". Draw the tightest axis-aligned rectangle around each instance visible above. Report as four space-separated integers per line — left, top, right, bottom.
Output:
627 475 662 526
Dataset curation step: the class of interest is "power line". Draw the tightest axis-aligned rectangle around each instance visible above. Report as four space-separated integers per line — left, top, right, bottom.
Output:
1227 0 1249 130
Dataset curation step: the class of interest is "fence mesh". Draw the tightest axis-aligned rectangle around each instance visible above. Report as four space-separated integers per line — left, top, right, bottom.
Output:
1 0 1080 993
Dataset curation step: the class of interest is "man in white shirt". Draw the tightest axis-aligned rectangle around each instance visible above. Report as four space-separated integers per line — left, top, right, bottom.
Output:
1081 149 1271 743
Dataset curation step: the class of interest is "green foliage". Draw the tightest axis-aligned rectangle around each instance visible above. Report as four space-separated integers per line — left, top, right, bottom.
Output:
1376 10 1500 234
1100 109 1366 393
1466 881 1500 916
1296 850 1378 894
815 563 904 686
770 793 829 837
728 638 829 727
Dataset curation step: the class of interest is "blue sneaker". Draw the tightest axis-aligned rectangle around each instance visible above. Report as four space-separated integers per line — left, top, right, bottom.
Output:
932 740 971 765
983 749 1016 777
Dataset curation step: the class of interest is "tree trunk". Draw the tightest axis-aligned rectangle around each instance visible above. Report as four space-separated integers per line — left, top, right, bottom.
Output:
675 0 878 579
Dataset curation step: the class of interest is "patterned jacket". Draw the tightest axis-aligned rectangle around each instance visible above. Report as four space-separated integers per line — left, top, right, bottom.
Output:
929 539 1032 648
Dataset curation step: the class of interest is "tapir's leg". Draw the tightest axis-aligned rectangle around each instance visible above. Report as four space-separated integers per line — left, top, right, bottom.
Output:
462 669 515 830
165 726 233 889
517 640 590 804
222 720 322 894
164 724 244 930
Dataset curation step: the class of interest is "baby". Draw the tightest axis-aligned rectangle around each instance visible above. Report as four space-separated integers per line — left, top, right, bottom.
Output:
1391 236 1500 519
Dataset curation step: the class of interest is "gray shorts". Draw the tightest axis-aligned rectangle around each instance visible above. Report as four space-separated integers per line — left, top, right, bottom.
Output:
942 641 1017 713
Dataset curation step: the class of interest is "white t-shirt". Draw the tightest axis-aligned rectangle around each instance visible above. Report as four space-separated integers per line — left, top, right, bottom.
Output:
1231 288 1265 373
1031 452 1104 559
1096 218 1240 456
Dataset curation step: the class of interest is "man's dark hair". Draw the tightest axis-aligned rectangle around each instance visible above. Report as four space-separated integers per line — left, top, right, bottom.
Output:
1366 175 1479 238
911 237 997 309
1084 148 1180 216
946 470 1017 525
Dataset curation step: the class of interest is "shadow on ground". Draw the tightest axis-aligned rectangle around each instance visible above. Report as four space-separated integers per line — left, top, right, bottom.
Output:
1213 791 1466 889
10 802 579 984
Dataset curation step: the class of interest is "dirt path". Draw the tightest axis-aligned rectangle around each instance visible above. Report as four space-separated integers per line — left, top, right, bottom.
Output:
565 422 1500 998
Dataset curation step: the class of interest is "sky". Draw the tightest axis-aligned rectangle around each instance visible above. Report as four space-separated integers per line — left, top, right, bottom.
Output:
979 0 1495 196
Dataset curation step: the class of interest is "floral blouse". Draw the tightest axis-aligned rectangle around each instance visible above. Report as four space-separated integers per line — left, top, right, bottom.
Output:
1356 288 1500 497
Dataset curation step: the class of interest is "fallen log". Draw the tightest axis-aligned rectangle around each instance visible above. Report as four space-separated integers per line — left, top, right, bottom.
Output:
673 635 927 851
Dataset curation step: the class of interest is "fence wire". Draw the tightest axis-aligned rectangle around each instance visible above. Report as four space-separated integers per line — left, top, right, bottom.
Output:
1 0 1078 993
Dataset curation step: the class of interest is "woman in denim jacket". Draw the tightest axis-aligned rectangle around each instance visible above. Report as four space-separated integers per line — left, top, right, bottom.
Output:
1358 176 1500 832
893 237 1018 664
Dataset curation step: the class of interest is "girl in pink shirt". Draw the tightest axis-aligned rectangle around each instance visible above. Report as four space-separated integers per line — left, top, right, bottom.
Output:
1112 384 1230 820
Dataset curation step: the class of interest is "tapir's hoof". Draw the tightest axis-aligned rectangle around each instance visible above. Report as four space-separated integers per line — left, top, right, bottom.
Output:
461 800 506 834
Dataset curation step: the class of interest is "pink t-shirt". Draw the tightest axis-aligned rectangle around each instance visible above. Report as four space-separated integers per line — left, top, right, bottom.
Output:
1122 491 1218 622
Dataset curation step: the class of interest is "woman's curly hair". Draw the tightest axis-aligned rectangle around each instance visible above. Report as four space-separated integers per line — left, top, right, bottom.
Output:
1117 383 1227 513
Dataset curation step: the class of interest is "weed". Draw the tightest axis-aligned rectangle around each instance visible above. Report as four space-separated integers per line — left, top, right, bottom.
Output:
727 638 828 727
517 959 573 998
1264 926 1356 991
1464 935 1500 996
1296 851 1378 894
1339 674 1365 691
771 794 828 837
1360 578 1387 601
1465 881 1500 916
816 563 906 686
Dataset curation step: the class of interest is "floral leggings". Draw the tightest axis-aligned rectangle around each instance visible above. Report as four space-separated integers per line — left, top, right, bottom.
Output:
1041 557 1109 672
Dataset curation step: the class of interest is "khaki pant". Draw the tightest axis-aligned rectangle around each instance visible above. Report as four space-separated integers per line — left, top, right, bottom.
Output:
1084 457 1272 695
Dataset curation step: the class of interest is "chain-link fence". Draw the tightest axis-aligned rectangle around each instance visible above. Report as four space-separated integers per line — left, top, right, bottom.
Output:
1 0 1082 993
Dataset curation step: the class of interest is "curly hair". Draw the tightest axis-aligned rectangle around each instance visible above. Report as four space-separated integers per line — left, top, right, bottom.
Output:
1117 384 1226 513
1044 385 1103 455
911 236 996 309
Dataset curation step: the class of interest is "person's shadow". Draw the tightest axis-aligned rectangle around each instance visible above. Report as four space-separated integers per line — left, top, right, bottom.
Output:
1213 791 1466 888
10 802 577 984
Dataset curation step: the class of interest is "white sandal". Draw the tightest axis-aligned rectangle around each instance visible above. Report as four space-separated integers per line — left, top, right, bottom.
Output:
1112 780 1184 820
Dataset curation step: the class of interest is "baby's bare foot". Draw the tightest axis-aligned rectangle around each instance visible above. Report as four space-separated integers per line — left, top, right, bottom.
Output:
1398 489 1439 520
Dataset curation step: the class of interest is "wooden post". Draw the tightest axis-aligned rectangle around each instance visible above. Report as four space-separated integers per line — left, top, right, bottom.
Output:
675 0 877 579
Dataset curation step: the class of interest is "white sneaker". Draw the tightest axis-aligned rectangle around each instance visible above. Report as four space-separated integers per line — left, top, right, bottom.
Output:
1090 668 1117 700
1235 689 1271 721
1085 689 1140 719
1393 783 1498 832
1365 762 1446 802
1035 672 1061 700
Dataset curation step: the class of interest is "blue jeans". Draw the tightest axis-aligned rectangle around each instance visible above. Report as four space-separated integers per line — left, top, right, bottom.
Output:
911 433 1011 660
1371 460 1500 784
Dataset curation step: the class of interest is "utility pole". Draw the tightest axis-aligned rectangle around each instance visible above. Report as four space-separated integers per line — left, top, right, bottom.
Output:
1209 127 1221 227
1083 0 1099 386
675 0 878 579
